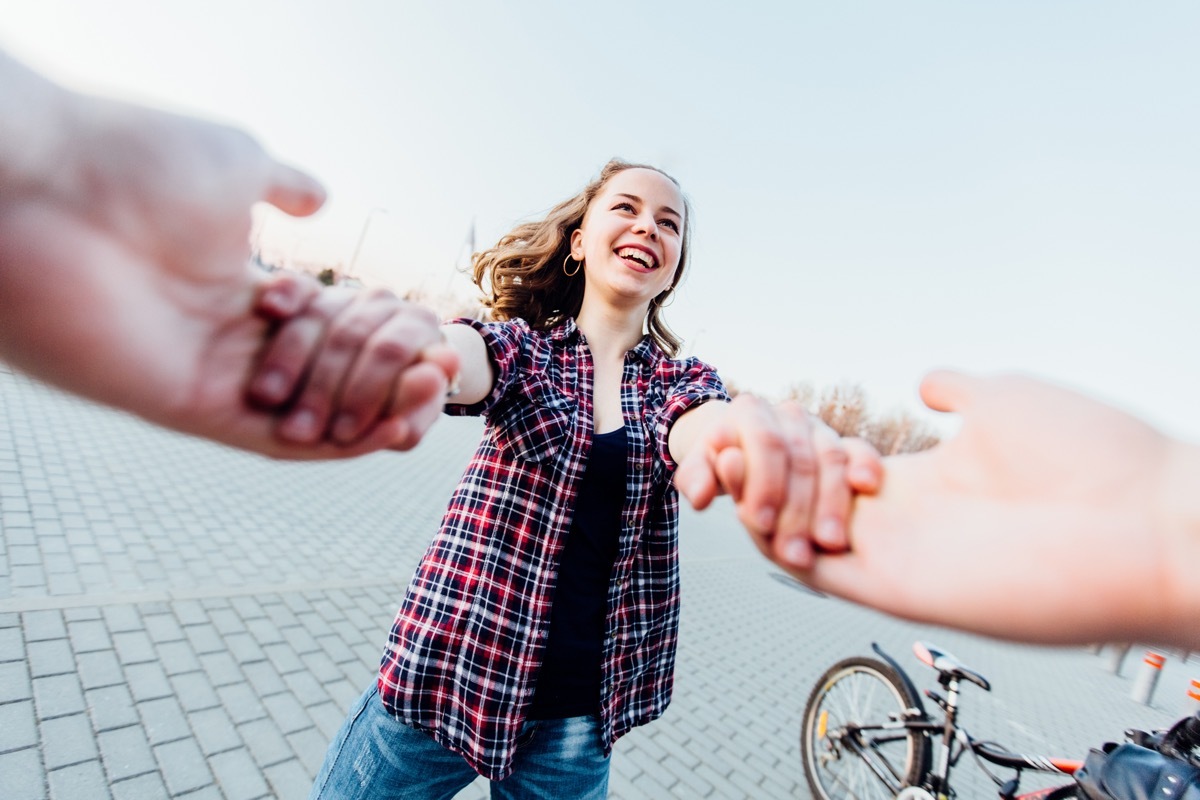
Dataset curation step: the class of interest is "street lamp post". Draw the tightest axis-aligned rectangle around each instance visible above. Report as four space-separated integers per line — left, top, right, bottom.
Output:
347 207 388 278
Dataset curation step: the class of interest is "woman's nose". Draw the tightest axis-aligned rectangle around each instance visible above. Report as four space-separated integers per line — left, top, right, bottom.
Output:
633 211 658 239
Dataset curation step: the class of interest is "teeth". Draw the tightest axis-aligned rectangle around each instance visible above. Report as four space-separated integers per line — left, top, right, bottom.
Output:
616 247 657 269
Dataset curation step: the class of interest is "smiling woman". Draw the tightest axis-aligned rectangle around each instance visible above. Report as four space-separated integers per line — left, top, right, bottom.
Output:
249 158 885 799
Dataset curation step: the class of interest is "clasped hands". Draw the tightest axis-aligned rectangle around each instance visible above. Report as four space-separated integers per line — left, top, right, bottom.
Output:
246 278 884 570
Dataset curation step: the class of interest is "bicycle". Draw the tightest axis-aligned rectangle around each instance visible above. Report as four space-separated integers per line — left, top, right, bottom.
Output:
800 641 1087 799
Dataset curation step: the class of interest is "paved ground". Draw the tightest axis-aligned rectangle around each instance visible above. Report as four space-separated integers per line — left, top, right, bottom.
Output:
1 366 1196 799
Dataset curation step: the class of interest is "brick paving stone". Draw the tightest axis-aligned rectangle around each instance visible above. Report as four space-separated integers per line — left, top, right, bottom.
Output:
138 696 190 745
219 682 267 724
199 651 243 687
325 678 360 713
185 623 225 655
26 638 73 678
21 609 66 641
231 596 266 620
242 659 284 697
226 631 269 665
664 756 715 797
42 712 100 769
76 649 125 690
154 737 214 795
87 684 140 732
124 661 172 703
142 613 184 644
102 606 142 634
67 619 112 653
0 659 32 702
246 617 286 646
263 692 314 735
0 699 37 752
189 706 243 756
308 700 348 740
300 649 342 684
34 672 86 719
109 773 169 800
173 600 207 627
263 758 313 799
211 747 271 800
209 607 246 636
0 747 46 800
48 759 111 800
156 639 202 676
262 641 304 674
284 670 329 706
239 716 294 767
287 727 331 774
170 671 221 713
112 630 157 665
0 626 26 661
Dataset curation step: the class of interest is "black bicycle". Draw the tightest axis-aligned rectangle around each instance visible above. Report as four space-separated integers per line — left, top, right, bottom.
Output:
801 641 1087 799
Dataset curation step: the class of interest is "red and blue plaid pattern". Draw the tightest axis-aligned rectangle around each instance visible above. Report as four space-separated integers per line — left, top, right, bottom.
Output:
376 317 728 780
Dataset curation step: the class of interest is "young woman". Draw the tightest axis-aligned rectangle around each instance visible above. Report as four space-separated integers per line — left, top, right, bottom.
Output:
251 159 878 798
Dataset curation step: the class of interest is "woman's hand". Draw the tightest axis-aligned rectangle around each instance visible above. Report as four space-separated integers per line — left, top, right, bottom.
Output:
674 395 883 569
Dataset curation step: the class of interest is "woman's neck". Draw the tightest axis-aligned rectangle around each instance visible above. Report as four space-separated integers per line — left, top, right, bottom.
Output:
575 298 646 362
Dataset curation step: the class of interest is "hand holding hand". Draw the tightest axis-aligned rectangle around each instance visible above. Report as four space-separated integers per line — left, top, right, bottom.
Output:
790 371 1199 647
676 395 882 569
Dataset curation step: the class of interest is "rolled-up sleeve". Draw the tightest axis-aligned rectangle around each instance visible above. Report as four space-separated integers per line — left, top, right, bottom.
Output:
653 358 729 473
443 318 531 418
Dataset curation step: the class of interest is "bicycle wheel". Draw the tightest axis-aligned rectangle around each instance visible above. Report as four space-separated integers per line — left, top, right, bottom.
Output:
801 656 931 800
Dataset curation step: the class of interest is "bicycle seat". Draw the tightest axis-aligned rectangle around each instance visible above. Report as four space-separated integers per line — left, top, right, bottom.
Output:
913 642 992 691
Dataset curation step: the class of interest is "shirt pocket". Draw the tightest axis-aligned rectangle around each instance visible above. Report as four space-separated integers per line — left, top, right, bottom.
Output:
489 382 575 464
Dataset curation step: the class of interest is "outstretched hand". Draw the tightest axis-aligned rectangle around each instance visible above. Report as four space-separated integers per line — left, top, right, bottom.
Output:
789 371 1199 648
0 59 451 458
675 395 882 569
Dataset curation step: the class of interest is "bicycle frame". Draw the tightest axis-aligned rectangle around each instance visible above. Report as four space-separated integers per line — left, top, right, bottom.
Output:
804 642 1082 800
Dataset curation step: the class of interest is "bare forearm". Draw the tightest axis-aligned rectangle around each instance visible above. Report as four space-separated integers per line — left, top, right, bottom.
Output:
441 323 495 407
0 51 72 195
1158 440 1200 648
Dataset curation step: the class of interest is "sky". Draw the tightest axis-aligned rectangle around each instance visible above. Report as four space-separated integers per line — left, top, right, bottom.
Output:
4 1 1198 439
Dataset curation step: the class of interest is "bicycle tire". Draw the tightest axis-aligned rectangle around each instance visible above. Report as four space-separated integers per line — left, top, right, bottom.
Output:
801 656 932 800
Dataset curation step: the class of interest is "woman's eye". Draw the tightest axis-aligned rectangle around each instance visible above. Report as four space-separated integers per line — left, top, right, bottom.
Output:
659 219 679 232
613 202 635 212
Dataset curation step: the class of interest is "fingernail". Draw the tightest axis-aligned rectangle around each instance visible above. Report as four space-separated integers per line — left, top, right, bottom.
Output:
757 507 777 532
332 413 357 443
850 466 877 486
253 370 288 403
784 539 812 568
282 409 318 441
816 517 843 548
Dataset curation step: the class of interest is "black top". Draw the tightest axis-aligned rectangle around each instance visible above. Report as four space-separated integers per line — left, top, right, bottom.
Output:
527 426 628 719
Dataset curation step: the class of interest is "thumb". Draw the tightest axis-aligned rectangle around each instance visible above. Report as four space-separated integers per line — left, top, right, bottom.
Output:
919 369 979 414
264 162 327 217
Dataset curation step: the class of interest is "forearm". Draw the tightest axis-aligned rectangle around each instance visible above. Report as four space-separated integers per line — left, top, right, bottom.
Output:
1157 439 1200 648
666 398 730 466
0 51 73 196
441 322 495 406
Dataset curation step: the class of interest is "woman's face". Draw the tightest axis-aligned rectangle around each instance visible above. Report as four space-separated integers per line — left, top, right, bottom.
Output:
570 168 685 309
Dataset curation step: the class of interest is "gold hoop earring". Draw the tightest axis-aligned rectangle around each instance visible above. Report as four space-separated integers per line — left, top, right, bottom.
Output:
654 289 676 308
563 254 582 277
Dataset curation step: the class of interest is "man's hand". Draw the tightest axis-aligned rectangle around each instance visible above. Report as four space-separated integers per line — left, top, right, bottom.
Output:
790 371 1200 648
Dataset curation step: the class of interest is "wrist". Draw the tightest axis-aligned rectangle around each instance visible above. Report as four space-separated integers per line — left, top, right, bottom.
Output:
0 52 75 196
1156 439 1200 648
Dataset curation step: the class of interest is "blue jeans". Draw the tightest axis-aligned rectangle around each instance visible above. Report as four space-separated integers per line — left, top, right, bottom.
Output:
309 685 611 799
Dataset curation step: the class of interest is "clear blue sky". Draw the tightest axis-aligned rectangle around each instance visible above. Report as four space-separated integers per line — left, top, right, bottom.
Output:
6 1 1198 438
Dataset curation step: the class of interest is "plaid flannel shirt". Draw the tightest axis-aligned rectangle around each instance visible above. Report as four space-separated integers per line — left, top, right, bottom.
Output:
376 317 728 780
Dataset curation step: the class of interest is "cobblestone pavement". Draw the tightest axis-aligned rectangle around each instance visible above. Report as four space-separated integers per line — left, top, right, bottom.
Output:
2 368 1196 799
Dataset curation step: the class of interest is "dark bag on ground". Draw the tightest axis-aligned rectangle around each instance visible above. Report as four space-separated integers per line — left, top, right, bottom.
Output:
1075 742 1200 800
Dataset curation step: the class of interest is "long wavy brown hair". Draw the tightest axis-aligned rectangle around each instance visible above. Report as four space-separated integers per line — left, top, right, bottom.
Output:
470 159 692 357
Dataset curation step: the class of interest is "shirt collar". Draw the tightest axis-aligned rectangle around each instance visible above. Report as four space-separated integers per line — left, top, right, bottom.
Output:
549 317 663 366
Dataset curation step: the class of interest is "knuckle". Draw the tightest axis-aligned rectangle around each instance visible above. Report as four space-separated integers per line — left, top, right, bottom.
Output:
326 318 375 351
366 334 418 365
790 452 819 478
821 447 850 468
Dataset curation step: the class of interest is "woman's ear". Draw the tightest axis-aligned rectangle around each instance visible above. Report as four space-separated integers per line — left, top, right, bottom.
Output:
570 228 584 261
